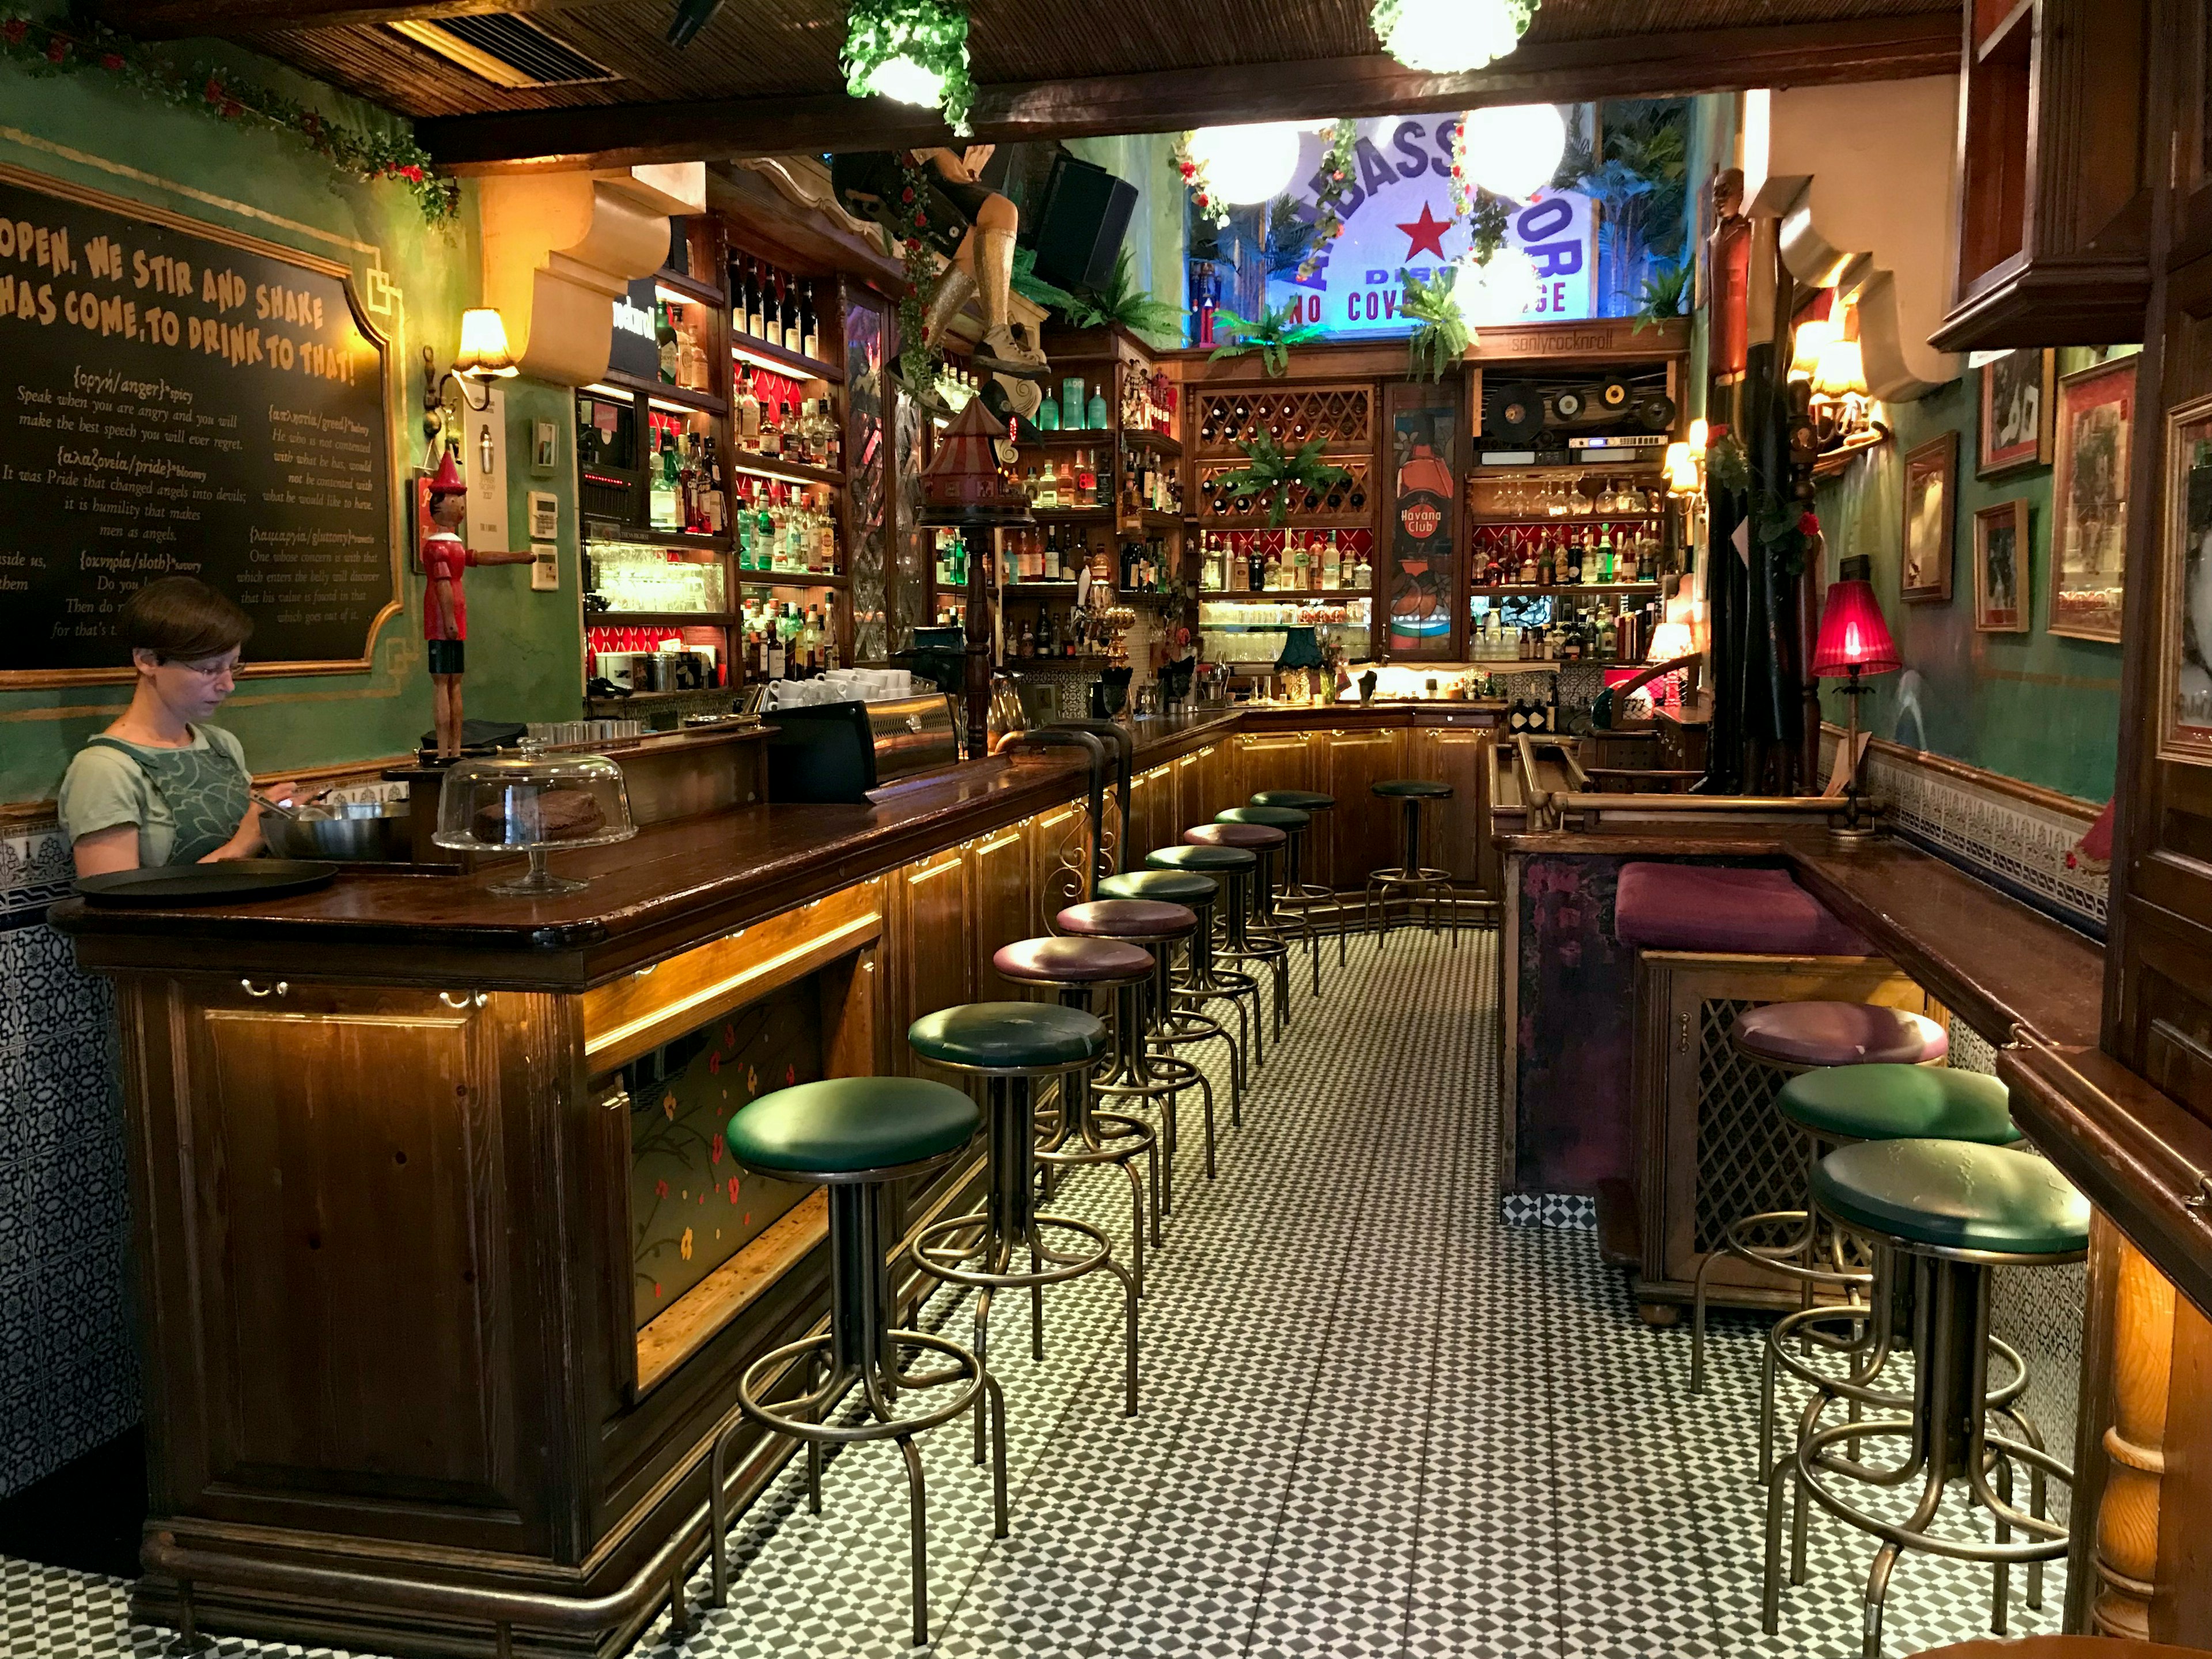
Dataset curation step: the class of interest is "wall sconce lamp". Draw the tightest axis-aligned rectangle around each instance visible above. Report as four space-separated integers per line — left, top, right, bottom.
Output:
1664 415 1710 498
421 308 518 446
1792 300 1885 453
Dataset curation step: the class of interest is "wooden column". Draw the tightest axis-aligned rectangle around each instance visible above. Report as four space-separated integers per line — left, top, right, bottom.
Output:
2093 1230 2175 1638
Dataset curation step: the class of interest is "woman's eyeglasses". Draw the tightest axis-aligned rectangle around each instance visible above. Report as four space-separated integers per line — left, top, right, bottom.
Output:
168 655 242 679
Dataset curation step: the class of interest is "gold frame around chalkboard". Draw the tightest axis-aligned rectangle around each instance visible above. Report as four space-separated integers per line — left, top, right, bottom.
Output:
0 162 405 689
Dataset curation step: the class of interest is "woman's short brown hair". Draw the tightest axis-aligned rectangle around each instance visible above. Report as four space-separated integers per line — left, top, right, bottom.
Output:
123 577 253 663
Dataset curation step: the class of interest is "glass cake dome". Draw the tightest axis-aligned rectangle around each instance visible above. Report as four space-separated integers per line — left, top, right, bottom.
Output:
433 740 637 897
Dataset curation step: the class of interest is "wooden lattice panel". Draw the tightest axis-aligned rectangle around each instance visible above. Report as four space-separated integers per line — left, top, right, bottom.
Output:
1193 384 1373 457
1690 996 1803 1253
1194 456 1373 525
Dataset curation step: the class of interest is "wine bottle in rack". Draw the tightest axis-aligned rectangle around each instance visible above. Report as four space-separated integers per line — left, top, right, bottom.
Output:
801 280 820 361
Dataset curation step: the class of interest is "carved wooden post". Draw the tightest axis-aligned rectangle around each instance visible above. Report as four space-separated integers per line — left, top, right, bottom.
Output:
2094 1232 2175 1638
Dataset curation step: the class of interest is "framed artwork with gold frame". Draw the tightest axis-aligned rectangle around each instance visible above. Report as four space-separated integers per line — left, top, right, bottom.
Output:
1900 432 1956 604
2157 392 2212 763
1972 500 2031 632
2048 357 2136 643
1977 349 2056 476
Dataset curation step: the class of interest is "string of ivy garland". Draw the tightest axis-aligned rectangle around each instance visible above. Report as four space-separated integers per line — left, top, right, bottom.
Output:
841 0 975 136
1295 119 1358 283
1170 132 1231 230
890 156 942 404
0 9 459 225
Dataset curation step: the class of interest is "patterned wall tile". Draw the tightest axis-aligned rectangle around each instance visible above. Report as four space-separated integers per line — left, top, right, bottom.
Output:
0 817 138 1501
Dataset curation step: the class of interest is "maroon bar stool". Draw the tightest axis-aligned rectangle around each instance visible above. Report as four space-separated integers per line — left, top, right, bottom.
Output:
1057 898 1217 1213
1182 820 1291 1037
1691 999 1950 1393
993 934 1162 1291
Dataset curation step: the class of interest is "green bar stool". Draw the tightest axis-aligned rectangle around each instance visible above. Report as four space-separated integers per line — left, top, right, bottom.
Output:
711 1077 1003 1649
1183 821 1291 1037
991 934 1162 1290
1251 789 1343 968
1764 1139 2087 1659
1216 804 1321 997
1755 1067 2027 1513
1364 778 1458 944
1145 843 1268 1078
907 1002 1139 1419
1058 897 1217 1207
1691 1002 1951 1394
1097 867 1245 1118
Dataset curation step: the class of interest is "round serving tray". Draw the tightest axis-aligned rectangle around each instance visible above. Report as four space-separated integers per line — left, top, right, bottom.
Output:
75 859 338 907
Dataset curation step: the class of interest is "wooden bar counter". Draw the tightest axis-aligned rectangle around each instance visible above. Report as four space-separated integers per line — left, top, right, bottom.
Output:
46 701 1499 1659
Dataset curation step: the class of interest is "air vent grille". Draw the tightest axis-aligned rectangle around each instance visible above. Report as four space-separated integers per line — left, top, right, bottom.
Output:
390 14 616 87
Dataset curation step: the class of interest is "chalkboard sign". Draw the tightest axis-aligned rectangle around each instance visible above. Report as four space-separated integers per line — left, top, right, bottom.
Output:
0 164 397 686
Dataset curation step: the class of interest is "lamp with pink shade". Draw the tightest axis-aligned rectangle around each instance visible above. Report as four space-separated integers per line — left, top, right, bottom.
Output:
1812 552 1900 842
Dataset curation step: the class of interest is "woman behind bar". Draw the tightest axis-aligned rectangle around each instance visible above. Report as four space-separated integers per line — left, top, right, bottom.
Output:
59 576 287 874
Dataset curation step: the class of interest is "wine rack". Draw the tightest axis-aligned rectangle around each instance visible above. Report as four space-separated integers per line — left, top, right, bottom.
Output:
1195 456 1373 525
1193 384 1373 459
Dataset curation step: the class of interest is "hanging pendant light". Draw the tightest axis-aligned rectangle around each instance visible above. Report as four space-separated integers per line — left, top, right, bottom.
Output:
843 0 975 133
1184 123 1306 207
1457 103 1566 202
1371 0 1536 74
1455 247 1539 327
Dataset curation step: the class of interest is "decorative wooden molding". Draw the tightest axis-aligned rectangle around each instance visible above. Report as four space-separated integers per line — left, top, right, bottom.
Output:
478 164 705 387
421 17 1960 173
1746 77 1963 398
1821 722 2104 823
2094 1230 2176 1638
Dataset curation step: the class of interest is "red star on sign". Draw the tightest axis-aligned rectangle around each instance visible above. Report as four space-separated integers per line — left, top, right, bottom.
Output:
1396 202 1453 260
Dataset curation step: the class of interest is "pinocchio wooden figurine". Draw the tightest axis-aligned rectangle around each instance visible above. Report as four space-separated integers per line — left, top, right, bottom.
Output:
421 444 533 758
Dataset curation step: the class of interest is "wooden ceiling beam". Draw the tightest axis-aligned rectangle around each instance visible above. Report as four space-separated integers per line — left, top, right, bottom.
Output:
91 0 616 39
422 14 1958 173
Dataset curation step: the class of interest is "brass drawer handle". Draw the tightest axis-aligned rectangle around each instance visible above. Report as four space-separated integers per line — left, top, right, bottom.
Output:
439 991 489 1009
240 978 287 998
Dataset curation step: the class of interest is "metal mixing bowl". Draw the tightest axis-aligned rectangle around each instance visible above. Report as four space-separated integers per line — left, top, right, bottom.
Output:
262 804 411 862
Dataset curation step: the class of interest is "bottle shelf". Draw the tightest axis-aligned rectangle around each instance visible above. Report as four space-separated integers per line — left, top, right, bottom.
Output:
608 371 728 416
725 450 846 488
1202 589 1374 600
1119 429 1184 457
1019 429 1116 446
1469 583 1661 597
586 609 735 625
1029 507 1113 521
1129 509 1185 531
1468 513 1665 525
654 267 726 307
732 336 842 383
737 570 850 588
590 525 732 554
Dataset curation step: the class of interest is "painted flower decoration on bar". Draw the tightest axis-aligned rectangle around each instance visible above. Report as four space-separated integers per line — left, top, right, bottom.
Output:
0 8 459 223
843 0 975 135
1370 0 1537 73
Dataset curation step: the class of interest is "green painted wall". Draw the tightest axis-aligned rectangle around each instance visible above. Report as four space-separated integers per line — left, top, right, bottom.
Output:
1812 347 2135 804
1064 133 1189 335
0 22 584 802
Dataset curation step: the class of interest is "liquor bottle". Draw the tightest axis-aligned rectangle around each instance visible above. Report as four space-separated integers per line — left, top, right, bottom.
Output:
766 615 786 680
741 257 762 338
1353 546 1372 589
1520 546 1540 585
1086 382 1108 430
1075 448 1095 509
657 302 680 384
1018 619 1035 658
775 272 795 353
1290 532 1312 591
759 400 782 460
702 437 727 535
1596 525 1615 584
800 281 820 361
1565 532 1583 585
1321 531 1342 590
1036 607 1055 656
736 364 761 445
1037 463 1058 510
1039 389 1060 430
1055 453 1075 505
1264 548 1284 592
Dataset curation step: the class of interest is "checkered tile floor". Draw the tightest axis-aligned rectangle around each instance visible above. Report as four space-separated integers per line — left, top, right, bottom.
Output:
2 930 2076 1658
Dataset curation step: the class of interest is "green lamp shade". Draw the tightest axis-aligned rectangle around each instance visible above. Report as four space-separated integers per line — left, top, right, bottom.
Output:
1275 625 1325 671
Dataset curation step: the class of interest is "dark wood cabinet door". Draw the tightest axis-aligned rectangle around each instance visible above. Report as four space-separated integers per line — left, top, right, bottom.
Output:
891 849 968 1074
1323 728 1405 880
1236 729 1325 880
1411 724 1493 887
2111 248 2212 1133
967 822 1031 997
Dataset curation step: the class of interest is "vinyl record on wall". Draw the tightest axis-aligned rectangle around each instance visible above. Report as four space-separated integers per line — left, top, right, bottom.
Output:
1493 383 1544 442
1635 393 1679 431
1551 388 1585 421
1599 378 1632 411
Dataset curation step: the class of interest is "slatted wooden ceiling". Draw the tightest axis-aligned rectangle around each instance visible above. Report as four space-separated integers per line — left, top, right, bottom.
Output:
92 0 1962 165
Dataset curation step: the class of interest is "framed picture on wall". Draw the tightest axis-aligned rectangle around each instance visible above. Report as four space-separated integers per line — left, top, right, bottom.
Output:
1899 432 1956 603
1971 501 2031 632
2156 392 2212 763
2049 357 2137 642
1977 348 2055 476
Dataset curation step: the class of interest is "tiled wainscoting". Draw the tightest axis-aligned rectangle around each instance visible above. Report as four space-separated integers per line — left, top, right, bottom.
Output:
0 818 138 1499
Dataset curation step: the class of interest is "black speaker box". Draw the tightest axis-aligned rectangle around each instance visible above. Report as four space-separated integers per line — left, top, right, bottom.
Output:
1031 152 1137 292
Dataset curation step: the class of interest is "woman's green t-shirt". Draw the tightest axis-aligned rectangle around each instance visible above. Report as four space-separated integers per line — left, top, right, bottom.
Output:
56 724 250 867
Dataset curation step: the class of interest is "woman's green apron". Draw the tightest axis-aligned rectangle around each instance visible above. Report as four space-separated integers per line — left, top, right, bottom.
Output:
84 733 248 866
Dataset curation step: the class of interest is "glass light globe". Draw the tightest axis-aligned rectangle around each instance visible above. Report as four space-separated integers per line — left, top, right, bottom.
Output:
1187 123 1305 206
1456 247 1539 326
1376 0 1527 74
862 53 946 107
1459 103 1566 202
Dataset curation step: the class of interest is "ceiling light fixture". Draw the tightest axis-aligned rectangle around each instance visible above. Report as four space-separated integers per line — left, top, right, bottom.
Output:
1370 0 1536 75
1456 103 1566 202
1184 123 1306 207
843 0 976 134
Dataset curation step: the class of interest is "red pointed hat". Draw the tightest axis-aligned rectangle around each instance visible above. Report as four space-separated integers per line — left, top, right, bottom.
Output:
426 446 467 498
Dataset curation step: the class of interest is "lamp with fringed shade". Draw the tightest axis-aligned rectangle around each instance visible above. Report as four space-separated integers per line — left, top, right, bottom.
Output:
1813 554 1899 840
